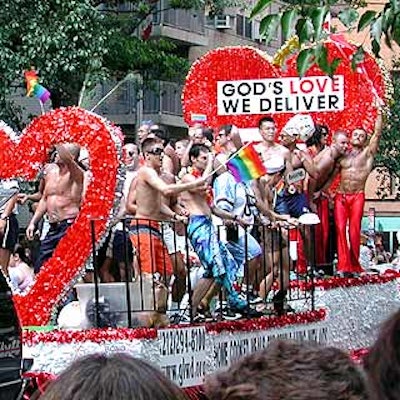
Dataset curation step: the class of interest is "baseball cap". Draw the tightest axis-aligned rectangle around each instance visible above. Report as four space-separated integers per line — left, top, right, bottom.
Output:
283 114 315 141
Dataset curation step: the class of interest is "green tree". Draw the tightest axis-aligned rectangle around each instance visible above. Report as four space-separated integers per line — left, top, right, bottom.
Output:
375 65 400 197
0 0 238 128
250 0 400 75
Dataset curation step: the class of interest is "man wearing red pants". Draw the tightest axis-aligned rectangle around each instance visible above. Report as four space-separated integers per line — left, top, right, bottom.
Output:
334 110 383 275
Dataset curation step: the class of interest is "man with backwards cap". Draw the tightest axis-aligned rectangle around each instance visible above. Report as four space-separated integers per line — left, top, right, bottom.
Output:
274 115 319 275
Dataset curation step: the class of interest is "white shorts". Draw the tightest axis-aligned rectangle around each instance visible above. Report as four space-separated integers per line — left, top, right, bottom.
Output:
160 222 186 255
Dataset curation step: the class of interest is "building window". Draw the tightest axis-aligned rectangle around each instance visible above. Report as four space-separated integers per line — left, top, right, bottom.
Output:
236 14 253 39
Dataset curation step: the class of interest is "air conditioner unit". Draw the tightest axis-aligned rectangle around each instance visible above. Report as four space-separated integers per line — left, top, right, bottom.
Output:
215 15 232 29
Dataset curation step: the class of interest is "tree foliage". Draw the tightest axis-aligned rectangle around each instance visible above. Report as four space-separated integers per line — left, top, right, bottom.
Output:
375 65 400 197
251 0 400 76
0 0 237 128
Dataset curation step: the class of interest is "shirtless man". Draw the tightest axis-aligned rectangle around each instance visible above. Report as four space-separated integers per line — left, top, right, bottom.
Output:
255 117 292 167
26 143 84 273
334 111 383 275
125 138 206 325
126 137 206 278
308 130 349 265
180 144 254 319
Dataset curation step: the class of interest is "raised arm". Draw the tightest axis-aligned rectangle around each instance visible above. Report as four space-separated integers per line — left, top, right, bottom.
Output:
56 144 84 184
368 110 383 156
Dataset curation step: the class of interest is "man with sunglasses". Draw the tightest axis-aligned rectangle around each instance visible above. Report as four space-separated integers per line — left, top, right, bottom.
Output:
126 137 206 287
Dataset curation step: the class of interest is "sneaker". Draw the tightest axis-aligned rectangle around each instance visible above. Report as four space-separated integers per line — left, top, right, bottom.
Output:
239 291 263 305
222 309 243 321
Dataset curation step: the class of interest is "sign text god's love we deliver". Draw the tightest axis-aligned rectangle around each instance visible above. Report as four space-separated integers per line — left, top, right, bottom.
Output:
217 76 344 115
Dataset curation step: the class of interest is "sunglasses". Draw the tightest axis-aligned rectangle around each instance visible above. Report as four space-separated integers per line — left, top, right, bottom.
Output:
147 148 164 156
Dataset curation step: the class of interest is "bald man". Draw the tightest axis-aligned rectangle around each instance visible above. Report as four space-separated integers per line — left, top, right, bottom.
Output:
26 143 84 273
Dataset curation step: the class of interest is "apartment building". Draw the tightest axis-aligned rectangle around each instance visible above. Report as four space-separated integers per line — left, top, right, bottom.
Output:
98 0 281 138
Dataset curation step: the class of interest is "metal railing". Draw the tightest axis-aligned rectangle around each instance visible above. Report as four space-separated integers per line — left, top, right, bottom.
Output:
81 218 317 329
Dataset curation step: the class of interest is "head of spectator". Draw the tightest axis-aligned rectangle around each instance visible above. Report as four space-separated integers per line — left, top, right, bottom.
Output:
137 120 153 144
39 353 187 400
205 340 368 400
123 143 139 170
215 125 232 147
141 137 164 170
258 117 276 143
332 130 349 156
364 309 400 400
175 139 189 161
188 124 208 145
189 144 210 172
306 124 329 151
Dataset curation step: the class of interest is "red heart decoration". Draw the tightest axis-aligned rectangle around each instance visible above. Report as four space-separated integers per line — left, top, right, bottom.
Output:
182 40 386 137
0 107 122 326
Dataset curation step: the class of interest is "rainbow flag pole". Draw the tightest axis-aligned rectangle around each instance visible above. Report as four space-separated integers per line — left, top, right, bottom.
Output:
226 142 267 182
205 141 267 182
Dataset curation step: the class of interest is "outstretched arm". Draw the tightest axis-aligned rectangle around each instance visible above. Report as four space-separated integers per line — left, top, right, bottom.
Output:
368 110 383 156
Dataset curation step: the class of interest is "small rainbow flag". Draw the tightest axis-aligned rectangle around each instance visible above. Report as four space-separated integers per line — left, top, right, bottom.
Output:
226 143 267 183
24 69 51 103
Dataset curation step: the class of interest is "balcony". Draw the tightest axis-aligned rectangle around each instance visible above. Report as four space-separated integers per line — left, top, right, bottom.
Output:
151 0 208 47
98 80 184 128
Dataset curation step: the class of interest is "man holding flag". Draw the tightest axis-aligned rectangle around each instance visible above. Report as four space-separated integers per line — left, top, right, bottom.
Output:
180 144 261 320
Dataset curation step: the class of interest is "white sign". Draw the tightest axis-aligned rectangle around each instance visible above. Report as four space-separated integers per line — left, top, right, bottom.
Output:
158 326 207 387
217 76 344 115
287 168 306 184
213 323 328 370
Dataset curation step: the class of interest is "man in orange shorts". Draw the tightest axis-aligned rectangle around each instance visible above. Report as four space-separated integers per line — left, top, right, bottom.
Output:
126 137 206 306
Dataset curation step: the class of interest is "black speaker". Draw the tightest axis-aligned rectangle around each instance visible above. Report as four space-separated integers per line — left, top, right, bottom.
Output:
0 273 30 400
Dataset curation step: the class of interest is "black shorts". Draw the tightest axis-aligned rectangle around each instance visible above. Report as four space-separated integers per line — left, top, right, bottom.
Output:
34 219 74 273
113 229 133 263
0 214 18 251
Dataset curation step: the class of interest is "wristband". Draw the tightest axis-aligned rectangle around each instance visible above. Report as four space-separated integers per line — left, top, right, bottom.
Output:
0 215 8 220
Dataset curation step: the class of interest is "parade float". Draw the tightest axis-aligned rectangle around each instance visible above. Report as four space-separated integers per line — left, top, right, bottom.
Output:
0 37 398 396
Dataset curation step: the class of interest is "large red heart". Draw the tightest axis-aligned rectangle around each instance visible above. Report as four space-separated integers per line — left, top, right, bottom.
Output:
182 40 386 136
0 107 122 326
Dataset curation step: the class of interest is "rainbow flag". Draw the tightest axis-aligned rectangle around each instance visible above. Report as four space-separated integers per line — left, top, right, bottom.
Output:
226 143 267 182
24 69 51 103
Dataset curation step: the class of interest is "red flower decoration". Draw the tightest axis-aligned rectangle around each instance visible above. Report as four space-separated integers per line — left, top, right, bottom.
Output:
0 107 123 326
182 39 386 140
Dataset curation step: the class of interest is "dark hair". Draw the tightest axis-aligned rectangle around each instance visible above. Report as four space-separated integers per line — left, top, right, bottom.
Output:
306 124 329 147
189 144 209 160
13 244 31 265
258 116 275 128
151 127 169 146
202 127 214 142
205 340 368 400
364 309 400 400
39 353 187 400
141 137 160 154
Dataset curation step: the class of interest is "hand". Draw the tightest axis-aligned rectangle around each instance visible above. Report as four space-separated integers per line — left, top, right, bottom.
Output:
293 149 305 163
175 214 188 224
17 193 29 204
26 222 36 241
309 201 317 213
236 216 249 228
287 217 299 227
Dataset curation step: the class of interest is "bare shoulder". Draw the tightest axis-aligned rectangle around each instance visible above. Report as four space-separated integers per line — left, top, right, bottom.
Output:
138 166 156 180
181 173 195 183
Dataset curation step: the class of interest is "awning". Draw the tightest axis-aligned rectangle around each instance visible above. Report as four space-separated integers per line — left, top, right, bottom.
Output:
361 216 400 232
